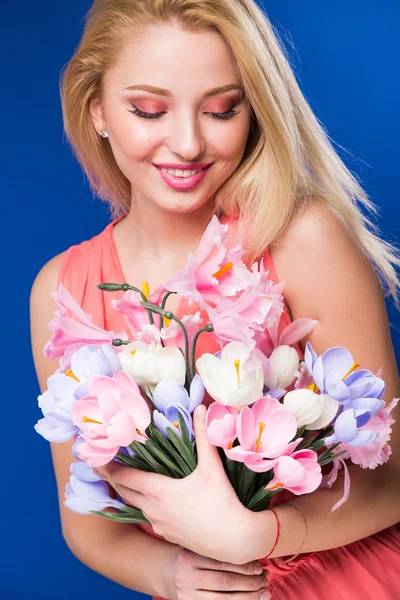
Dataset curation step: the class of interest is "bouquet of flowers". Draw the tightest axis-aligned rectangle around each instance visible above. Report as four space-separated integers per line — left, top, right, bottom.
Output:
35 216 398 525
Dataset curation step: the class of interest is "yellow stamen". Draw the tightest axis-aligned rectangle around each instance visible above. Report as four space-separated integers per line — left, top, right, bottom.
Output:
306 382 319 393
228 441 233 450
136 428 143 436
172 421 181 430
163 316 171 328
213 261 233 279
268 481 283 491
65 369 80 383
83 415 103 425
141 280 150 300
234 359 241 384
130 349 137 356
255 421 266 452
342 362 360 381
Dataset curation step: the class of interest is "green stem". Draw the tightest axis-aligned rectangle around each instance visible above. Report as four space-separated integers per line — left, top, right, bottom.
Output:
191 324 214 376
98 283 154 325
141 302 191 383
159 291 177 329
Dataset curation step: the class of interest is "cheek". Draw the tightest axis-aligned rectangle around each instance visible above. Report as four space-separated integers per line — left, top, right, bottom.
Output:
206 117 251 162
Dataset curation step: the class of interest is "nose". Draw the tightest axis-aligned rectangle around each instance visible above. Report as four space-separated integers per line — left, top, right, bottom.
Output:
167 111 206 160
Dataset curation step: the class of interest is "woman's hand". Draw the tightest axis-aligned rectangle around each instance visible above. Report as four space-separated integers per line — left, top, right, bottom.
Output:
162 545 271 600
93 405 270 564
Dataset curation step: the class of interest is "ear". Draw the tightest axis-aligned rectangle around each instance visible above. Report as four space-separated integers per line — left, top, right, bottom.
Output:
89 97 105 135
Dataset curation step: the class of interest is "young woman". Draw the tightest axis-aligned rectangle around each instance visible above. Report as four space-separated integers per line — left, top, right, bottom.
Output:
30 1 400 598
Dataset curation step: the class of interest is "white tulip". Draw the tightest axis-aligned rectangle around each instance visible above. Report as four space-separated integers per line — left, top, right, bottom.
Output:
264 345 300 390
118 341 186 390
283 389 339 429
196 341 264 408
307 393 340 430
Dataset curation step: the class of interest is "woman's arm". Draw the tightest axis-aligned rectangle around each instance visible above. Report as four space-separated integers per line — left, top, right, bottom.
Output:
30 254 180 597
245 198 400 562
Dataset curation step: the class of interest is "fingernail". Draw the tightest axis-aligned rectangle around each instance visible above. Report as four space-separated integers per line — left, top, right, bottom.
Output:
197 405 206 421
254 564 264 574
261 591 271 600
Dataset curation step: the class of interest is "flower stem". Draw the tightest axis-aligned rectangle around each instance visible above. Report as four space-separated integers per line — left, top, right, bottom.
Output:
191 324 214 376
98 283 154 325
141 301 192 382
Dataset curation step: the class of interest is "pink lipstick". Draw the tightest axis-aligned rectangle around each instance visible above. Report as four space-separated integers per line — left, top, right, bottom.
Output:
154 164 213 190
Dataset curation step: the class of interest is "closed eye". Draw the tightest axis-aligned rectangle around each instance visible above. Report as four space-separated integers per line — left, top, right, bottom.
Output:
127 104 240 120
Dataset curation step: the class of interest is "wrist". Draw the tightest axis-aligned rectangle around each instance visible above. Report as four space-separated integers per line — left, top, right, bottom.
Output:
241 508 277 564
158 543 184 599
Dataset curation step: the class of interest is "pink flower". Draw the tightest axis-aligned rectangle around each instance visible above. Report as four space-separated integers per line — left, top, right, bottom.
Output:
111 285 165 338
265 449 322 495
208 261 284 350
342 397 399 469
224 397 301 471
71 370 151 467
163 216 251 308
43 283 116 360
205 403 238 449
161 312 204 353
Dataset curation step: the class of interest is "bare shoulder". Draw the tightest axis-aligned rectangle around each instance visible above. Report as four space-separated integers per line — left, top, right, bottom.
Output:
269 196 383 322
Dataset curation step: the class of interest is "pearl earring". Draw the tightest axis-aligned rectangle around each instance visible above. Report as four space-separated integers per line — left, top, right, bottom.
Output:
99 129 109 138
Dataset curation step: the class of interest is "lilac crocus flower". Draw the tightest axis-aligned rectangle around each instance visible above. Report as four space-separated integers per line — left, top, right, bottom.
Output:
34 374 81 442
35 344 121 443
67 343 120 400
304 342 385 412
323 408 379 448
64 461 125 515
152 375 205 440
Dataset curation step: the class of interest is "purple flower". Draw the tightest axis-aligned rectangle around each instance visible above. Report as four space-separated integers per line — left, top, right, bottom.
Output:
152 376 205 441
64 461 124 514
34 374 80 442
323 408 379 448
304 342 385 412
35 344 121 444
152 375 205 414
69 343 120 400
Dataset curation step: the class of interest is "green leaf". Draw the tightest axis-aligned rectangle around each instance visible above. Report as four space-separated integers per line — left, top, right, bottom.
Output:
318 450 348 466
150 427 191 476
130 441 171 476
317 442 342 463
116 452 153 472
177 411 191 447
145 439 187 478
90 509 151 525
166 426 197 472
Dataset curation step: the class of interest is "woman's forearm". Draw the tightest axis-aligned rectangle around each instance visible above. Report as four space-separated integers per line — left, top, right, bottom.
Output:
64 520 179 597
246 462 400 563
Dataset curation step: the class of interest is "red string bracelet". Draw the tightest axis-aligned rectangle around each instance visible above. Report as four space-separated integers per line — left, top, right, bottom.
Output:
263 508 281 559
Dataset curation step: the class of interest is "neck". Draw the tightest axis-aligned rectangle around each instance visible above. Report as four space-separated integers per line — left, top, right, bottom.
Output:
122 195 216 259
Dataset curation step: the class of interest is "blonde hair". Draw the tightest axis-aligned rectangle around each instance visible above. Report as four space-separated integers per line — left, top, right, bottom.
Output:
60 0 400 307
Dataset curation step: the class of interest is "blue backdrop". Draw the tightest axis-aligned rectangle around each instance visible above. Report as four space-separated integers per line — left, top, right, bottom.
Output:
2 1 399 598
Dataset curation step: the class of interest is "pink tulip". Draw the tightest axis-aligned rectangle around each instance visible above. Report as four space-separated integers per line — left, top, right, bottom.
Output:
43 282 118 360
163 215 251 308
71 370 151 467
205 403 238 449
265 449 322 495
224 397 302 471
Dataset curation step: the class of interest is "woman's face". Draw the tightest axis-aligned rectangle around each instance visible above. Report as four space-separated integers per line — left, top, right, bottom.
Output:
90 23 252 215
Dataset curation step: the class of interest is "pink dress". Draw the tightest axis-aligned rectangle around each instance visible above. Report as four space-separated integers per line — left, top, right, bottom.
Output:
58 214 400 599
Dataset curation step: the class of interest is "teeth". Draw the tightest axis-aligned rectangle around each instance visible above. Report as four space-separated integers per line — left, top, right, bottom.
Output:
160 167 204 177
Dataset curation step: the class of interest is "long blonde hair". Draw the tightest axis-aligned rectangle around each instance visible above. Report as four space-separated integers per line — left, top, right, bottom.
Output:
60 0 400 307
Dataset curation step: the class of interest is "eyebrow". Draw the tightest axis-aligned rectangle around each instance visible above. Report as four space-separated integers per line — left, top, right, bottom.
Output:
123 83 243 97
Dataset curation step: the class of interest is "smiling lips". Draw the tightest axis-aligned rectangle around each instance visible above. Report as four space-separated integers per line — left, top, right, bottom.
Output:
154 163 213 190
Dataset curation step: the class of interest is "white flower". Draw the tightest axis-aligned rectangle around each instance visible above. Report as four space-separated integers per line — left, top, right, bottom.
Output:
196 341 264 408
264 345 300 390
119 341 186 390
283 389 339 429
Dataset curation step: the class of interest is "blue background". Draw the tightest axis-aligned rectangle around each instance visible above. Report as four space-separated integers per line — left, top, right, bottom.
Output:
2 1 399 598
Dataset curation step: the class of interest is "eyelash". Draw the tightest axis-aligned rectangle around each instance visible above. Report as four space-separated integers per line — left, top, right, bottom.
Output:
128 103 239 120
